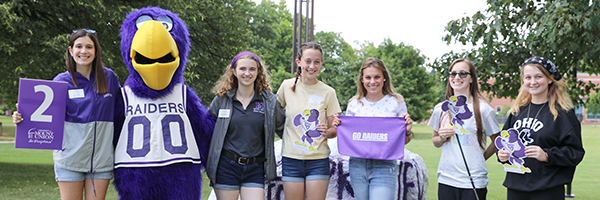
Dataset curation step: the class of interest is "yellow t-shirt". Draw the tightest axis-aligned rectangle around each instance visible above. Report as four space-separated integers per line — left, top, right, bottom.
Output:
277 78 342 159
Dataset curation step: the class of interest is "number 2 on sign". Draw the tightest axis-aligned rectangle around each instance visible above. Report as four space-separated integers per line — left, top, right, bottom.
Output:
31 85 54 122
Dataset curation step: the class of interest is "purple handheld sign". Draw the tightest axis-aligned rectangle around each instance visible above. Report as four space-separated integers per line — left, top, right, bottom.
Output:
337 116 406 160
15 78 67 150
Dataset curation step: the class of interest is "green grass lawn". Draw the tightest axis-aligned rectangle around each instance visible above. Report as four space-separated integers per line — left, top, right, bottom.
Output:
0 144 212 200
0 116 13 125
1 116 16 141
0 123 598 199
409 124 599 200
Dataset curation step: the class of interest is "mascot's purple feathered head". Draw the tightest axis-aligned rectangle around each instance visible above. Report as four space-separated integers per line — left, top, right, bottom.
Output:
120 6 190 98
500 128 519 143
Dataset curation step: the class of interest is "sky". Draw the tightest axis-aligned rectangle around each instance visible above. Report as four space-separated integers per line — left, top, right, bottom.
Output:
255 0 489 63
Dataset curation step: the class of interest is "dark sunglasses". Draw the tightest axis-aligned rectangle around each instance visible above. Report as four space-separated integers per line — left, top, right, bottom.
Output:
448 71 470 78
71 29 97 37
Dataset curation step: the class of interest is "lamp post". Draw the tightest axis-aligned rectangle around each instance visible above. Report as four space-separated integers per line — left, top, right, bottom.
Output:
291 0 314 74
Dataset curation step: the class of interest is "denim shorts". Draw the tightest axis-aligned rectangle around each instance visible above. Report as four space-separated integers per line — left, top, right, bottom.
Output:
214 155 265 190
54 164 113 182
281 157 330 182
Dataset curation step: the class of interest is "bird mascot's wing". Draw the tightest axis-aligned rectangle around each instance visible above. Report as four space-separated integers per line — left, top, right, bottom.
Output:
186 86 215 167
494 133 505 150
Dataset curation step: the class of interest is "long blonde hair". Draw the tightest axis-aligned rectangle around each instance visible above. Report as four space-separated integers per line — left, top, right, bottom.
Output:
212 54 271 97
349 57 404 105
508 63 573 120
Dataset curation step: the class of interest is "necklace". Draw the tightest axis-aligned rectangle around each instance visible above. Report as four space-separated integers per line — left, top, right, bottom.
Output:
527 102 546 120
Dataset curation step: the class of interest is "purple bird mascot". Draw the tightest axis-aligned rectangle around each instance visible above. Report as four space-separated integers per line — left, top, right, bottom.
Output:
441 95 472 134
495 128 531 173
441 95 472 126
293 109 321 152
113 7 215 199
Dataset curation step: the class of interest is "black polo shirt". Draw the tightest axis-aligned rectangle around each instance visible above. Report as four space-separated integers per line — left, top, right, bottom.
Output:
223 92 265 158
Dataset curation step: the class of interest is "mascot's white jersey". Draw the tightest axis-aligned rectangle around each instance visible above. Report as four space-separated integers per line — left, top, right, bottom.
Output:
115 83 201 168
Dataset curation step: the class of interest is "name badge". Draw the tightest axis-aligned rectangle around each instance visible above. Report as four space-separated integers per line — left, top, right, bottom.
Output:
308 95 323 105
218 109 231 118
68 89 85 99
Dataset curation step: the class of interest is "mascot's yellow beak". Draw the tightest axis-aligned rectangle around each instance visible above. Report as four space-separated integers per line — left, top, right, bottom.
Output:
131 20 180 90
501 130 509 138
449 96 458 103
303 109 311 117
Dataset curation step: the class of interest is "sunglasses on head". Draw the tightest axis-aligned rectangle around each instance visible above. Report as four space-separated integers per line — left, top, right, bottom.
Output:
71 29 97 37
448 71 470 78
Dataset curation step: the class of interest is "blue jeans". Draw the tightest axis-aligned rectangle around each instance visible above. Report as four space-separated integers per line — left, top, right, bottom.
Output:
349 157 398 200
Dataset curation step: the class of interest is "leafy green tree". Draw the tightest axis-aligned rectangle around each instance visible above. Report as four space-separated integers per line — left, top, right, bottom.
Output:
587 92 600 117
314 31 359 111
0 0 134 109
246 0 294 92
0 0 253 108
438 0 600 105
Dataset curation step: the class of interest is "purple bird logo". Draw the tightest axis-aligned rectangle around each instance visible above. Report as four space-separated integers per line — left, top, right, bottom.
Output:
441 95 473 134
293 109 321 152
253 102 264 114
495 128 532 174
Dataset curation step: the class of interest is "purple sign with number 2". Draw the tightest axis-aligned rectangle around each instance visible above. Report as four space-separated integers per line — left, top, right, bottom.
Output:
15 78 67 150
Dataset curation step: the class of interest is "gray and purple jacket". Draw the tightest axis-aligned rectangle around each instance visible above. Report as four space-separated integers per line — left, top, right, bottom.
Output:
52 67 121 173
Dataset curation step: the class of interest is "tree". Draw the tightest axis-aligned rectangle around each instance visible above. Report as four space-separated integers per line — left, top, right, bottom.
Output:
587 92 600 117
246 0 295 93
314 31 359 111
0 0 254 108
438 0 600 105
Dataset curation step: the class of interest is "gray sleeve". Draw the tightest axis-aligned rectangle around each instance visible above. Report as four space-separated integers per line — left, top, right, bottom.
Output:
274 100 286 139
208 96 220 119
481 102 501 137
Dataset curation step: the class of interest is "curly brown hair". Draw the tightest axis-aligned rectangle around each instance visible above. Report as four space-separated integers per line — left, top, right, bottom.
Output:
213 54 271 97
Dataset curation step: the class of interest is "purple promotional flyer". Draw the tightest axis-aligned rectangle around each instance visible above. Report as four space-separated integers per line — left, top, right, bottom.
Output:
337 116 406 160
15 78 67 150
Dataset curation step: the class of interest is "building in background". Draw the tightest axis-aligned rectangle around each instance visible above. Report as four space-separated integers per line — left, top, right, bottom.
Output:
488 73 600 124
